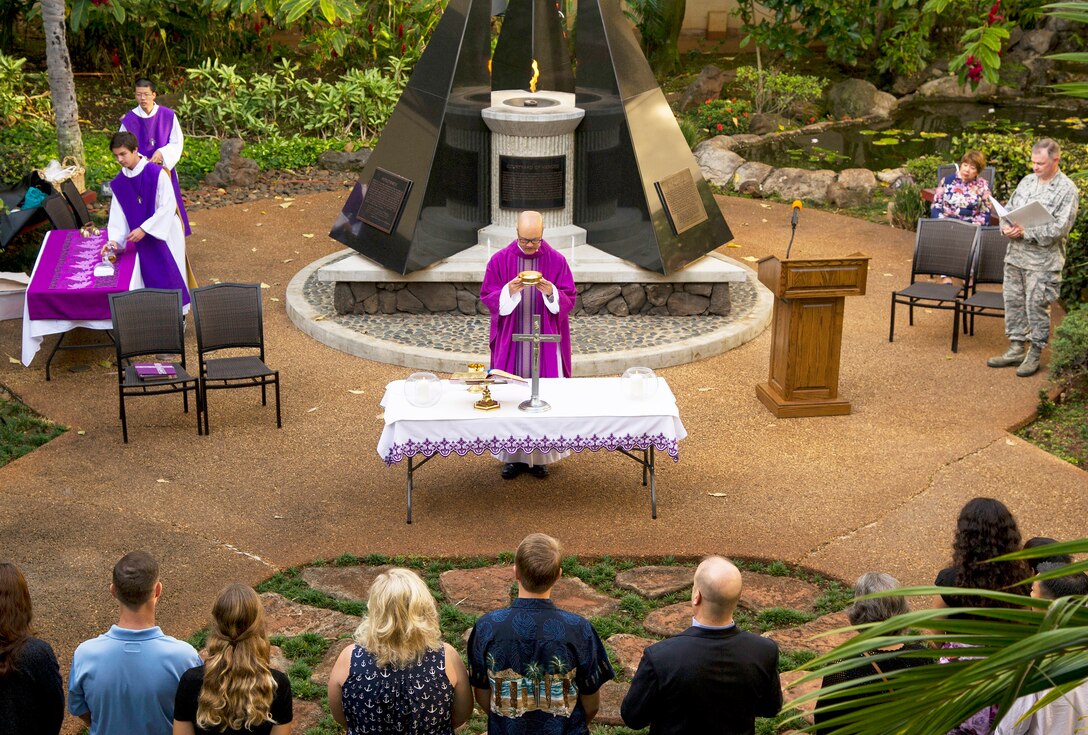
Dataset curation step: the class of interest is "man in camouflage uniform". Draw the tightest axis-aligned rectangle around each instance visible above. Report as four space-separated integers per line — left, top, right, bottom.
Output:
987 139 1080 377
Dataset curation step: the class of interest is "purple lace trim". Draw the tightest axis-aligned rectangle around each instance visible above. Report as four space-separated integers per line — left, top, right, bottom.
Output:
382 433 681 465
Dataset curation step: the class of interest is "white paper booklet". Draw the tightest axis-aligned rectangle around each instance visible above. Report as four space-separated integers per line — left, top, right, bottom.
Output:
991 199 1056 229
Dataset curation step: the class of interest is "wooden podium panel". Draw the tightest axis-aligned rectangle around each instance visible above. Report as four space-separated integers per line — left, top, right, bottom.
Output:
756 255 869 418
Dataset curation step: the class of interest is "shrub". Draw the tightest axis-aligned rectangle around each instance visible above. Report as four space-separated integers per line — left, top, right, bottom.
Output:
1050 304 1088 390
0 53 51 129
890 183 927 231
903 154 944 187
732 66 826 117
677 115 707 150
691 98 753 136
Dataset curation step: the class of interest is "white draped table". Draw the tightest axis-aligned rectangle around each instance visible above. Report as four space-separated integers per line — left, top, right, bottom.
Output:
378 377 687 523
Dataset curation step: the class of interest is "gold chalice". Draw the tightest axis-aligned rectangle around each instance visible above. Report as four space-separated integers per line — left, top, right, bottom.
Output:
466 362 486 393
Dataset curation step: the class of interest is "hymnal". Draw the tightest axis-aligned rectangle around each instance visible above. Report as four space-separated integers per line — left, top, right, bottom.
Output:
134 362 177 380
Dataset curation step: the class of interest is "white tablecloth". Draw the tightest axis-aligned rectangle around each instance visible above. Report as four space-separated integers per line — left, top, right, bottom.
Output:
377 377 687 464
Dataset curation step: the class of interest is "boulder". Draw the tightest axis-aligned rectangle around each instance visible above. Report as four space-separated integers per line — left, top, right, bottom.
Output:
788 99 822 124
827 168 877 208
764 610 853 655
693 138 746 188
709 283 731 316
686 283 713 297
621 283 646 312
333 283 354 314
258 592 359 639
738 572 822 612
1019 28 1056 55
317 149 371 172
643 602 690 637
595 680 630 726
678 64 731 112
762 168 836 205
748 112 791 136
605 296 629 316
826 79 898 119
395 288 424 314
580 284 623 313
1006 26 1025 50
615 566 694 598
876 167 910 185
667 292 709 316
439 566 617 617
915 75 997 99
378 290 397 314
780 670 820 724
301 565 416 602
606 634 655 678
203 138 260 189
456 289 477 316
407 282 457 312
550 576 620 618
645 283 673 307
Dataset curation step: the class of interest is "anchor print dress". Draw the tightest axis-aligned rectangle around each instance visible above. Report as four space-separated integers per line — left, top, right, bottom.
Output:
339 645 454 735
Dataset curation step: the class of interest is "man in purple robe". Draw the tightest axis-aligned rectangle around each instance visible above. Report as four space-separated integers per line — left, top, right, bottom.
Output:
120 78 190 237
105 132 189 311
480 210 577 479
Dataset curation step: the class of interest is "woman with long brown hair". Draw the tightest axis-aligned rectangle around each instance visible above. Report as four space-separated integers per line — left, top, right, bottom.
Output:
173 583 292 734
0 562 64 735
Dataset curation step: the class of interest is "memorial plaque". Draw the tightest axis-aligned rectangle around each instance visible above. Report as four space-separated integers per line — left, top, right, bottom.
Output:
655 169 708 236
356 168 413 235
500 155 565 209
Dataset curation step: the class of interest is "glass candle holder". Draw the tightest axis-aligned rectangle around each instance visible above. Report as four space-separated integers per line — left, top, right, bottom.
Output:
404 372 442 408
622 366 658 400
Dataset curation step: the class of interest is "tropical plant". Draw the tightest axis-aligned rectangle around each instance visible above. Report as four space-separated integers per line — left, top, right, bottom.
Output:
677 116 708 150
624 0 686 75
692 98 753 136
1050 303 1088 387
785 539 1088 734
889 183 928 230
0 53 51 127
733 66 826 117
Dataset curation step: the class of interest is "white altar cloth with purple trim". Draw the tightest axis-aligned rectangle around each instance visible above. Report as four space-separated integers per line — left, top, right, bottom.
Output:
378 377 687 464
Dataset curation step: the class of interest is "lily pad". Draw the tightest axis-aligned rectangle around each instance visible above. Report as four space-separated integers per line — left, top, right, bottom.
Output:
919 131 948 139
873 137 900 146
859 129 880 135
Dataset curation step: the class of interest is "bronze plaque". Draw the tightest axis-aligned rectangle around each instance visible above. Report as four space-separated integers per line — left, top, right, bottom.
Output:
655 169 708 235
500 155 565 209
357 168 413 235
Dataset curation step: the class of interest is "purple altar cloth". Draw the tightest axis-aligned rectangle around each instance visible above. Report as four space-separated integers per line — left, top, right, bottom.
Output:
26 229 136 321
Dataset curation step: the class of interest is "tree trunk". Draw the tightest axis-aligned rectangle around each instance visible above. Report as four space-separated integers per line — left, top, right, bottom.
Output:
41 0 86 191
652 0 686 76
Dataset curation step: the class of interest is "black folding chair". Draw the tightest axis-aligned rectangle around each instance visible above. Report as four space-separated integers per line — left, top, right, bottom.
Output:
60 179 94 227
952 226 1007 353
191 283 281 434
109 288 201 443
889 218 979 345
41 193 78 230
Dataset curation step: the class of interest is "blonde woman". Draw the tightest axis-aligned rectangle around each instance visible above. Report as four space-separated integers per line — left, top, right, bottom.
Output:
173 584 292 735
328 568 472 734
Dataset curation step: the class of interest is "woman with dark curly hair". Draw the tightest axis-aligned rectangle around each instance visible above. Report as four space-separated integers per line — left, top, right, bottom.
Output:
0 562 64 735
935 497 1032 609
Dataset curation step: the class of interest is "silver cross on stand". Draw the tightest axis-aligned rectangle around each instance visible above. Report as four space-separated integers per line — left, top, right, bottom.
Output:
513 314 560 413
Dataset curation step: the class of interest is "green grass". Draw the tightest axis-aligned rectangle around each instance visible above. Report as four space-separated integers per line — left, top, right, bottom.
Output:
0 390 66 467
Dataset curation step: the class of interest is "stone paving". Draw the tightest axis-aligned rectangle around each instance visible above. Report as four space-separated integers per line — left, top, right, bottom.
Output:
301 254 759 355
260 559 845 730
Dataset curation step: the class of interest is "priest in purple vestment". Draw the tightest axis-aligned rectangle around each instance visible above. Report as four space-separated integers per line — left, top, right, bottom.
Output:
105 132 190 312
119 78 190 237
480 211 577 479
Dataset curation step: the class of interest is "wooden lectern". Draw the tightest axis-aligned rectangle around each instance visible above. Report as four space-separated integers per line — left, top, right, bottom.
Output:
755 255 870 418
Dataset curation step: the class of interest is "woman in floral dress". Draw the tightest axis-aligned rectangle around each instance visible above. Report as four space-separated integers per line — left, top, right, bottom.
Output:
932 150 992 225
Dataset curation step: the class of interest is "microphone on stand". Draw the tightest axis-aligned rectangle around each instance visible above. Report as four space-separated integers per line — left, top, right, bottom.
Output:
786 199 803 259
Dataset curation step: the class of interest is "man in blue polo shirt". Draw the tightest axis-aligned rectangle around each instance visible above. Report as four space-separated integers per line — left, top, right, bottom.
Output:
467 533 614 735
69 551 202 735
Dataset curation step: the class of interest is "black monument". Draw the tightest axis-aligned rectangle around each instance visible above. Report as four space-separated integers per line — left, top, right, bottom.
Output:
330 0 732 275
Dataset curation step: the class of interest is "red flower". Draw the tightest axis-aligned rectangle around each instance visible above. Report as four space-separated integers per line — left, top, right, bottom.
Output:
368 23 374 36
110 49 120 66
397 23 404 38
401 43 406 54
808 116 816 122
716 123 724 131
986 0 1003 24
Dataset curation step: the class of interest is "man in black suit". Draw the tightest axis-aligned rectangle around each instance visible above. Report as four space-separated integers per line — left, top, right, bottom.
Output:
620 556 782 734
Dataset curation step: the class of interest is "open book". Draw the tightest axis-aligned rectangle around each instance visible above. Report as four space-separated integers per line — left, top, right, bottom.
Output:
991 199 1055 229
486 368 528 383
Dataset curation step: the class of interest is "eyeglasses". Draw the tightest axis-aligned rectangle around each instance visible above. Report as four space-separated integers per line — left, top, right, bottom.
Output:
135 92 155 99
518 237 542 246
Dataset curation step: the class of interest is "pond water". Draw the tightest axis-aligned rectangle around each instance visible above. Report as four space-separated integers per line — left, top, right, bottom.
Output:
735 101 1088 172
